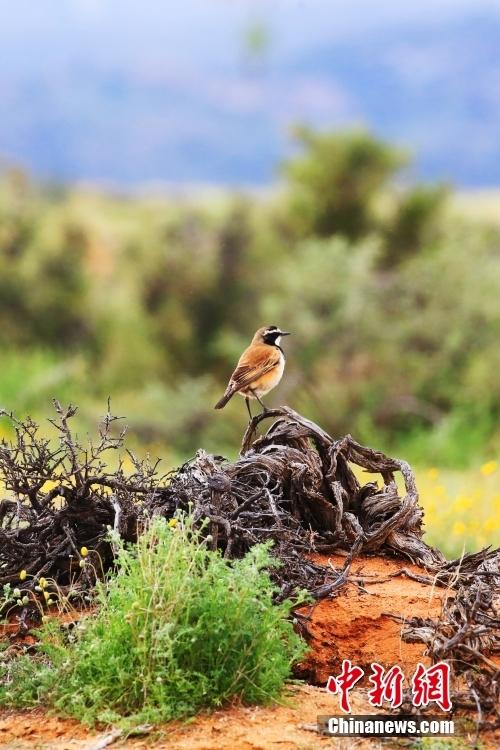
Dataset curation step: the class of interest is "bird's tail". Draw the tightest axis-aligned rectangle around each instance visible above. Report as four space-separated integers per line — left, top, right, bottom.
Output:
214 388 235 410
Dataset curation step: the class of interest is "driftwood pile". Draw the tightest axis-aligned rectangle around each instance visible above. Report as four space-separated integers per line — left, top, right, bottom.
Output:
0 402 498 726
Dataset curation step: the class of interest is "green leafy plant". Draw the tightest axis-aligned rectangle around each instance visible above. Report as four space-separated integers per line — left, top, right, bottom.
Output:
0 517 306 726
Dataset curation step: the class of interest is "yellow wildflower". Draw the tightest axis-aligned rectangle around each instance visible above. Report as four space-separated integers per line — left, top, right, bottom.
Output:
483 517 499 533
426 468 439 481
480 460 498 477
41 479 58 493
452 520 466 536
39 577 47 589
80 546 89 558
19 569 27 581
453 495 473 512
168 518 178 528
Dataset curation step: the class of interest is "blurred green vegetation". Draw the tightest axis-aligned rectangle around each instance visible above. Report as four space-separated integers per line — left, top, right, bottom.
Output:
0 127 499 471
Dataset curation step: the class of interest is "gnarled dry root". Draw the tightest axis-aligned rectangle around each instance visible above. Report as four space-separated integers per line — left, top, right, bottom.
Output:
1 404 441 601
149 407 444 600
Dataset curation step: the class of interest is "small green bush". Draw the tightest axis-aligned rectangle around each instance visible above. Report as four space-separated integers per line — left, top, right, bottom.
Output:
0 518 306 726
281 125 406 240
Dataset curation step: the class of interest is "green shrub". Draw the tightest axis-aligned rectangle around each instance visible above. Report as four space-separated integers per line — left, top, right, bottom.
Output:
281 125 406 239
0 517 306 726
382 184 448 266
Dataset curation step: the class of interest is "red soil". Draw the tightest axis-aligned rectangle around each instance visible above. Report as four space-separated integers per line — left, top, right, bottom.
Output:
296 553 451 684
8 684 495 750
0 687 374 750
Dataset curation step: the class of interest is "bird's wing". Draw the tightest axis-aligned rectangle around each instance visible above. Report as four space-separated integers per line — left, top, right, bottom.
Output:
226 344 281 394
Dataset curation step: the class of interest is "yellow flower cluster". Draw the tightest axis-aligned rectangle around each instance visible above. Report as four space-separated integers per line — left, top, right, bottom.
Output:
418 461 500 558
480 460 498 477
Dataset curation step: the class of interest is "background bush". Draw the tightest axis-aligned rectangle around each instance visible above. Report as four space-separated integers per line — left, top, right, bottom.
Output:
0 127 499 471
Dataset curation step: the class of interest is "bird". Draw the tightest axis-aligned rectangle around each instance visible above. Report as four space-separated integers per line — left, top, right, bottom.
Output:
214 325 291 419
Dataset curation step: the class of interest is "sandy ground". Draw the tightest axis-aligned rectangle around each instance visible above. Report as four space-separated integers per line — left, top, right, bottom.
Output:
2 685 498 750
0 686 382 750
1 554 497 749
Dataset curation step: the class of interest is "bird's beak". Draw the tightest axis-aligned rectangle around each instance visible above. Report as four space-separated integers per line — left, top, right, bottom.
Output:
280 331 291 336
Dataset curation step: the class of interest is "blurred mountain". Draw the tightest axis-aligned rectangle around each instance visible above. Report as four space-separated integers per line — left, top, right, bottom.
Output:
0 1 499 186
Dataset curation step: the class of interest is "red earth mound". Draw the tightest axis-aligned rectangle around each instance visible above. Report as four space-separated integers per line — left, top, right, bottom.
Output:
295 553 451 684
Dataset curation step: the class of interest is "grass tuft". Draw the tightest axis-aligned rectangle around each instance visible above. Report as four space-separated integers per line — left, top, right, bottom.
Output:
0 516 306 727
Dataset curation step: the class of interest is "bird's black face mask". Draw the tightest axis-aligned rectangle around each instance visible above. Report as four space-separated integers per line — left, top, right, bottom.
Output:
263 328 291 346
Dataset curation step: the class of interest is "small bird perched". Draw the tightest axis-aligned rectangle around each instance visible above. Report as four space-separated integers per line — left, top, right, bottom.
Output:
214 325 291 418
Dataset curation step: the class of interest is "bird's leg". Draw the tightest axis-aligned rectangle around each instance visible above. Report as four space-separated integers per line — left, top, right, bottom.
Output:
253 392 269 414
245 397 253 421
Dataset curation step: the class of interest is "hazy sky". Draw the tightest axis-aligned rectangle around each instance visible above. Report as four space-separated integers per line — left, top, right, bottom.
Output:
1 0 499 185
2 1 499 55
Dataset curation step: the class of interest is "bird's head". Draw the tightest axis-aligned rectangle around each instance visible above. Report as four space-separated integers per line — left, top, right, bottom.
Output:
253 325 291 347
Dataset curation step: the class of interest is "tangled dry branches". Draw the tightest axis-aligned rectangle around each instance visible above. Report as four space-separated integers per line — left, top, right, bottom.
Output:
0 400 160 600
401 549 500 731
150 407 444 600
0 403 445 602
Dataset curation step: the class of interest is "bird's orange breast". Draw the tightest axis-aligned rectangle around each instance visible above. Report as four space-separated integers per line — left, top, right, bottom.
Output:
239 352 285 398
